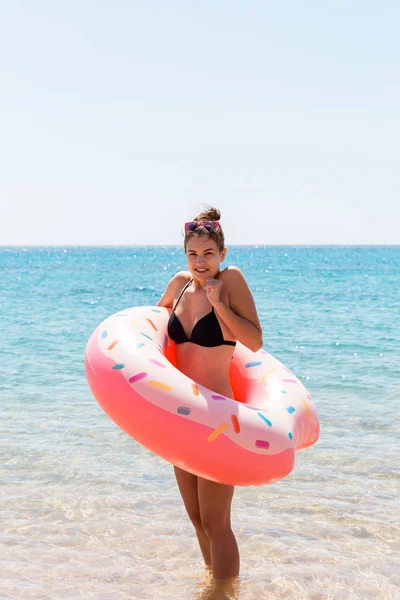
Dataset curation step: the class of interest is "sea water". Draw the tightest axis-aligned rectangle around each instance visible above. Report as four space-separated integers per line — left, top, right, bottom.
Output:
1 245 399 599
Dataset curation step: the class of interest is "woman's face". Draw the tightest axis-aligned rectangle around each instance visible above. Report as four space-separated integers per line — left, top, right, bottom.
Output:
185 235 226 283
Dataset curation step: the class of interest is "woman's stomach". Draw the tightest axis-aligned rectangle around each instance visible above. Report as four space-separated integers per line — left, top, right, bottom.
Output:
175 343 234 398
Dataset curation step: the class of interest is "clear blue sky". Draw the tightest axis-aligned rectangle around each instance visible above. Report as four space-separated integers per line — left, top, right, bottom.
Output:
1 1 399 245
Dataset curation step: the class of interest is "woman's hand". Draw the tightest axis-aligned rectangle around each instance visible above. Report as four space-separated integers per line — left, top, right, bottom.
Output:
204 277 223 307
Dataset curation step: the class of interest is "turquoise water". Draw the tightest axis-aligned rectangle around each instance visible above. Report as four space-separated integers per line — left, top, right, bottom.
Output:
1 246 399 599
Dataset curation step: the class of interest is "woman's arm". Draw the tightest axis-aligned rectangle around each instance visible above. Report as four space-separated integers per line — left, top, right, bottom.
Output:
210 267 263 352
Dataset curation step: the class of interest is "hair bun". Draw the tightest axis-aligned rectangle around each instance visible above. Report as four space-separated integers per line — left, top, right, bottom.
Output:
185 205 225 251
195 206 221 222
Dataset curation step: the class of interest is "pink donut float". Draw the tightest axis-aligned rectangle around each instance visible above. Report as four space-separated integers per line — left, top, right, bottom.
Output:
85 306 320 486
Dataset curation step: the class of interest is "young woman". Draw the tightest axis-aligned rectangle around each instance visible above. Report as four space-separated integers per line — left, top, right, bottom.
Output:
157 207 263 581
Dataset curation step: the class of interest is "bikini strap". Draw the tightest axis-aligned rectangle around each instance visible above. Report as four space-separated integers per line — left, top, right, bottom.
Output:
172 279 193 311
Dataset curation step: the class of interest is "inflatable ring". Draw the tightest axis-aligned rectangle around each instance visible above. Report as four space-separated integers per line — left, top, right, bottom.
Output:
85 306 320 486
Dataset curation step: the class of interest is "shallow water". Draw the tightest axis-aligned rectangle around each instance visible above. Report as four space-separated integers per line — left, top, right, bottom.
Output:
1 246 399 599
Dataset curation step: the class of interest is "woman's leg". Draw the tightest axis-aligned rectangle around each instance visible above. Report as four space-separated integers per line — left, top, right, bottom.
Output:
173 466 211 568
198 477 239 580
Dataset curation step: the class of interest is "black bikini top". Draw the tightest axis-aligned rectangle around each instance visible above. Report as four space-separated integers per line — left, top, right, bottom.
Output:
167 279 236 347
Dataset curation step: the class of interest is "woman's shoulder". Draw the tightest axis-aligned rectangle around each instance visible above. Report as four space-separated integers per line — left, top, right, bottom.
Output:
168 270 192 294
218 265 246 283
157 271 192 308
219 266 251 298
172 270 192 285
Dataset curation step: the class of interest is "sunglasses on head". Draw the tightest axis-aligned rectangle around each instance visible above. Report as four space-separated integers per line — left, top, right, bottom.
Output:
184 221 220 233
